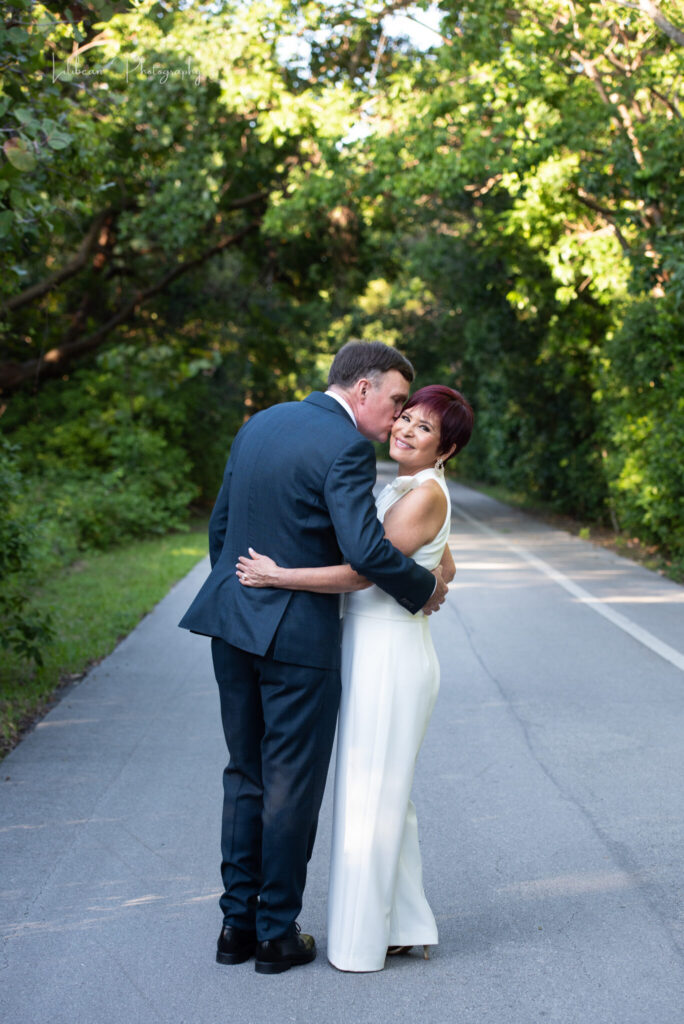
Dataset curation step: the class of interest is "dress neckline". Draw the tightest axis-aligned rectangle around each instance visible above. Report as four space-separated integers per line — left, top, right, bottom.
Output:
390 466 445 485
384 467 448 502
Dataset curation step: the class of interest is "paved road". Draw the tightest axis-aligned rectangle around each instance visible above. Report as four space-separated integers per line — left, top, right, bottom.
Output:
2 472 684 1024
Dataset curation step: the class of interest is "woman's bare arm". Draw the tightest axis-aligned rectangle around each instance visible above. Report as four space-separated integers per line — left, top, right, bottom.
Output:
236 481 447 593
236 549 369 593
439 543 456 583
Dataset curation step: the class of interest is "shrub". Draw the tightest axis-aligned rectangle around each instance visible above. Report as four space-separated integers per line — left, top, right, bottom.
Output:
0 444 54 665
601 293 684 562
5 345 200 557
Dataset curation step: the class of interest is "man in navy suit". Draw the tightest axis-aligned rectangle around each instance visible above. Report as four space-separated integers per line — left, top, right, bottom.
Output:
179 341 447 973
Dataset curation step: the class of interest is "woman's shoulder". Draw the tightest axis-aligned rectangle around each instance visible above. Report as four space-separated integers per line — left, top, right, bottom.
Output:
388 475 447 518
415 476 448 511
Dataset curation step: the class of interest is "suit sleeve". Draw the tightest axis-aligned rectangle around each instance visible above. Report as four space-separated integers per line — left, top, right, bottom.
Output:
324 438 435 614
208 458 231 568
208 425 245 567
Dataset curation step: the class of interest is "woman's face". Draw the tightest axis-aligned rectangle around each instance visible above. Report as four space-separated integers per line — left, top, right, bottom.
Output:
389 404 443 474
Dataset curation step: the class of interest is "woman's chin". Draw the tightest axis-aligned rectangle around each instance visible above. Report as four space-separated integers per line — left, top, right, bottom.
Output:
391 454 413 472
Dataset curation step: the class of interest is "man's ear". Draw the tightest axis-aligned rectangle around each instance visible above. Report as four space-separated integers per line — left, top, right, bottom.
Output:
354 377 371 402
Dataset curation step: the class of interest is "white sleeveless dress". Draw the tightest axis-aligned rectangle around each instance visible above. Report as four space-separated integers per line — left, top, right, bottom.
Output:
327 467 451 972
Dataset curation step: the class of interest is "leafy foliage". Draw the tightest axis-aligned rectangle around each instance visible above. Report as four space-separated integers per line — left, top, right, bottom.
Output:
601 290 684 564
0 443 54 664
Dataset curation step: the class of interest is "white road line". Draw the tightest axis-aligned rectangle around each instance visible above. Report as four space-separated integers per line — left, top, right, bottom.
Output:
451 503 684 674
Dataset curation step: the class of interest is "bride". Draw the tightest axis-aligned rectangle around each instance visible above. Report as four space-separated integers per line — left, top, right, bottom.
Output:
236 384 474 972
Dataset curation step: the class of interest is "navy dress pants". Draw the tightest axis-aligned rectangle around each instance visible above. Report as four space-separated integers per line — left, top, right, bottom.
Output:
211 637 341 941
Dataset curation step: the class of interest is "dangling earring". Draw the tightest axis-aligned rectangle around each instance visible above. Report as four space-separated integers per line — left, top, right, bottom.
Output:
435 457 444 471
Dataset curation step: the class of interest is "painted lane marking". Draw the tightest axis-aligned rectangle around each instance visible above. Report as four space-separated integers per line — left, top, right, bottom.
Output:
451 503 684 674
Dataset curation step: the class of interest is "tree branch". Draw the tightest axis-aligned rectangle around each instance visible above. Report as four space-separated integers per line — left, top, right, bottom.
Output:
571 49 612 105
0 222 260 393
572 48 647 165
604 0 684 46
3 191 266 319
571 187 631 252
2 208 120 313
648 82 682 118
222 190 270 211
69 31 111 60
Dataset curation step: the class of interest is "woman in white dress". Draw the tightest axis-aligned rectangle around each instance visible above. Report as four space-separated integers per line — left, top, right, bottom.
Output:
236 385 474 972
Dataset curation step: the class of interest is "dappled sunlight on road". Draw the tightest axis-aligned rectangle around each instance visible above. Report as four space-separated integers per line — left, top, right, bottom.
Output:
449 561 521 571
498 871 634 899
0 816 119 835
584 594 684 605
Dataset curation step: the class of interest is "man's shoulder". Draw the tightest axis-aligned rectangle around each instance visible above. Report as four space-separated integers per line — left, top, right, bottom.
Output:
236 394 372 473
250 392 360 435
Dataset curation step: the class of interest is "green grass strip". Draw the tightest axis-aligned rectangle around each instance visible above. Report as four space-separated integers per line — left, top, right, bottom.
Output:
0 521 209 758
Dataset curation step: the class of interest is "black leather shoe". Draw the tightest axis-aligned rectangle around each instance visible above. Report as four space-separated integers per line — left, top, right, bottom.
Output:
216 925 257 965
254 926 316 974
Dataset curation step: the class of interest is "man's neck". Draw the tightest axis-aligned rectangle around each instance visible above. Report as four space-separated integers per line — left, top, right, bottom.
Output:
325 387 357 427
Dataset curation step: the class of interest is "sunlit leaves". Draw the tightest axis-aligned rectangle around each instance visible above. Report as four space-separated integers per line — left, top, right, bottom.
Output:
2 138 37 172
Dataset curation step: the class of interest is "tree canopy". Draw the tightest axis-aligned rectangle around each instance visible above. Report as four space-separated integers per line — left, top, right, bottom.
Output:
1 0 683 651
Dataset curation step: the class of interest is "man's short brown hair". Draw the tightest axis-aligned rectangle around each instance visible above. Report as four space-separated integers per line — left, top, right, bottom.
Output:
328 341 415 388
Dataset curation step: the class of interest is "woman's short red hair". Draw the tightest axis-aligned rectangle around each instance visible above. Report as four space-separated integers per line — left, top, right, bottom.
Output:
403 384 474 463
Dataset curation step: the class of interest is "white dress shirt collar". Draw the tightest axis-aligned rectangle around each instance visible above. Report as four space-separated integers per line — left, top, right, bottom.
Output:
325 389 357 427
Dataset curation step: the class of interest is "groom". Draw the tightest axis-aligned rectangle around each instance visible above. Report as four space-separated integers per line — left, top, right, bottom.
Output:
179 341 447 974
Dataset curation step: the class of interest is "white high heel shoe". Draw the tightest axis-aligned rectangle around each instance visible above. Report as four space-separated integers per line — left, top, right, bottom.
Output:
386 945 430 959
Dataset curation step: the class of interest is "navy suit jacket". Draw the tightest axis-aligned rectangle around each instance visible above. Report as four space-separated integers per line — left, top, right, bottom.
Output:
178 392 435 669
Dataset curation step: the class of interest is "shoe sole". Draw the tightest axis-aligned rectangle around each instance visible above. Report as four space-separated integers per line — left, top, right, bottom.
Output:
254 953 316 975
216 949 255 965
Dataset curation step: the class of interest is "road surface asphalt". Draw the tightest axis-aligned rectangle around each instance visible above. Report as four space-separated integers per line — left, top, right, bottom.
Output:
2 467 684 1023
